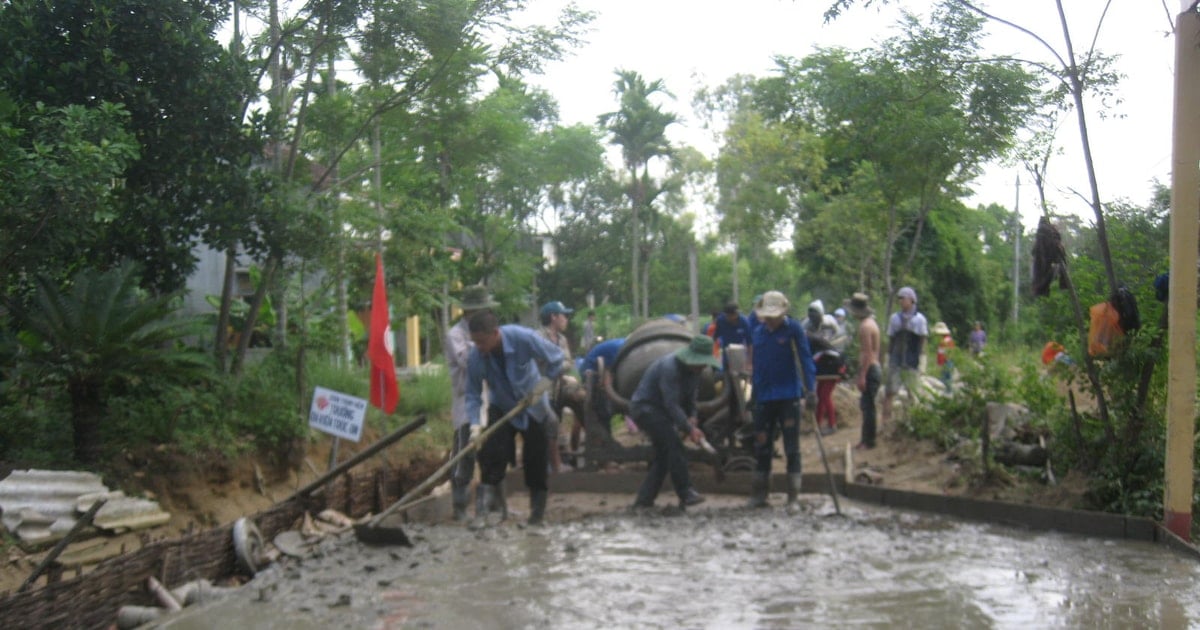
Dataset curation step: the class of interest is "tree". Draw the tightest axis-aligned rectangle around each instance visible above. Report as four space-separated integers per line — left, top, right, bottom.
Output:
0 0 260 294
0 102 139 307
781 2 1036 318
599 70 678 318
11 264 210 464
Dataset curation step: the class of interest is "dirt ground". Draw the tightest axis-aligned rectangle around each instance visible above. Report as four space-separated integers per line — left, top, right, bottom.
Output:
0 381 1088 595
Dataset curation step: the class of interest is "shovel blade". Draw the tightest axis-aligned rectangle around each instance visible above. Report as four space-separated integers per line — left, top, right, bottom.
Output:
353 523 412 547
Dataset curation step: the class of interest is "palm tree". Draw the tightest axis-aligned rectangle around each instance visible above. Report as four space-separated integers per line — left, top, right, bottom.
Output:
13 263 210 464
598 70 677 318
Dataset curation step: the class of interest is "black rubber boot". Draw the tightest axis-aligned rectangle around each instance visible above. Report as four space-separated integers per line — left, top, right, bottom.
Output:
746 472 769 508
528 489 548 525
470 483 499 529
492 486 508 522
786 473 803 514
452 484 470 523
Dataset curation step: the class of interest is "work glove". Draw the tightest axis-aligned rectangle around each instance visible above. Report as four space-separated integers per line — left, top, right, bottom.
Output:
805 391 818 412
469 423 482 442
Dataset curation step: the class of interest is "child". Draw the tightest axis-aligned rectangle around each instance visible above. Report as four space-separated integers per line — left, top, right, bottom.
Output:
932 322 954 392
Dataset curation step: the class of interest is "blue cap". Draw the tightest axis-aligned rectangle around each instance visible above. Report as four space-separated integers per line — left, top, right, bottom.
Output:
539 301 574 317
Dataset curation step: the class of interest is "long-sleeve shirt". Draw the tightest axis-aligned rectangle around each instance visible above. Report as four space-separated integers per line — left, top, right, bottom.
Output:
630 354 700 435
445 318 473 430
467 325 565 431
751 316 817 402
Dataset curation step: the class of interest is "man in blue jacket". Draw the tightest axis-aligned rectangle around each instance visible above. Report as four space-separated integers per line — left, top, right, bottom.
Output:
467 311 565 526
748 291 817 511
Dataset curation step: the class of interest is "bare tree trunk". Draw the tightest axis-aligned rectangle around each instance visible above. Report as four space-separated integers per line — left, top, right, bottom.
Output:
215 247 237 372
630 169 642 319
1059 263 1114 441
1053 0 1118 296
232 255 280 376
730 236 740 306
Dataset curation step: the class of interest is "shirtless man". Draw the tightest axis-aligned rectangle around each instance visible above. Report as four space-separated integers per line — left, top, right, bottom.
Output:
845 292 881 450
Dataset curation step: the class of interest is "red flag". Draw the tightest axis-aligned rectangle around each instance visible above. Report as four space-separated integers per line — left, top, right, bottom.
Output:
368 253 399 413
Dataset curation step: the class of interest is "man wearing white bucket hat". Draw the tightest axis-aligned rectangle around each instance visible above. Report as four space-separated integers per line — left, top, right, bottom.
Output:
746 291 817 511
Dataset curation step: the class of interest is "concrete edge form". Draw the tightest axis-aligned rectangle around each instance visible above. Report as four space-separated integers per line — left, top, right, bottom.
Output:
499 471 1198 558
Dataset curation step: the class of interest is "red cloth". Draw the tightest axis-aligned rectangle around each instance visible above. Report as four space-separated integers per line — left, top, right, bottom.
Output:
368 253 399 413
817 379 838 429
936 335 955 366
1042 341 1065 366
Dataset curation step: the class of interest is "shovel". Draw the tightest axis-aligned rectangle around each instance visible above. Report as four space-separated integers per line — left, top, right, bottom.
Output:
792 339 842 516
354 379 552 545
808 398 842 516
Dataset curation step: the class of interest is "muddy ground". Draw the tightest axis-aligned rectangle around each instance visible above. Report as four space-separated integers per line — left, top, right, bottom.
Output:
0 382 1088 595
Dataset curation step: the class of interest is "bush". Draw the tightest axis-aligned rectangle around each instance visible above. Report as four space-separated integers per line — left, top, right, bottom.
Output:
0 388 74 467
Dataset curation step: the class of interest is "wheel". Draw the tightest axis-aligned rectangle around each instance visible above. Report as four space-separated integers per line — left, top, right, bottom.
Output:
722 456 756 473
232 517 265 575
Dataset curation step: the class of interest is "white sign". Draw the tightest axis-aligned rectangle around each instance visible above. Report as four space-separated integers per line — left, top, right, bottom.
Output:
308 386 367 442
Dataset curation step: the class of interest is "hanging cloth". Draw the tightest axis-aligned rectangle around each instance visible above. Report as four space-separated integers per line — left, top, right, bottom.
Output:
1031 216 1067 297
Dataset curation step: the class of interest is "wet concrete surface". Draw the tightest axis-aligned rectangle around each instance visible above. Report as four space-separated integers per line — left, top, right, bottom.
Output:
155 494 1200 629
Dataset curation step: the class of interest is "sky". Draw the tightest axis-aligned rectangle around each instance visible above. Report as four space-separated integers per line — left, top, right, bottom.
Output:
517 0 1178 233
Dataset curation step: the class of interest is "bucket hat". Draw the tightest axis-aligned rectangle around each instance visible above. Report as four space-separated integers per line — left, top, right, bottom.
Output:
756 291 790 319
459 285 499 311
676 335 721 369
844 292 874 318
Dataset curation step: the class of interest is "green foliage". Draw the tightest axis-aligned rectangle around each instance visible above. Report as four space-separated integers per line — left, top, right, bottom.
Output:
0 101 139 305
904 348 1017 448
0 388 74 466
0 0 259 293
395 374 452 424
9 262 211 463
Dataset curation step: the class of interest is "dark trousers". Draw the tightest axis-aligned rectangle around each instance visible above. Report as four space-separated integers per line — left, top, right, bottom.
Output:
860 364 882 447
752 398 801 474
632 405 692 506
450 424 476 491
478 406 548 492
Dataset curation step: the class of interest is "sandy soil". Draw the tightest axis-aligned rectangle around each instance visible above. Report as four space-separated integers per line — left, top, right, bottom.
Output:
0 381 1087 595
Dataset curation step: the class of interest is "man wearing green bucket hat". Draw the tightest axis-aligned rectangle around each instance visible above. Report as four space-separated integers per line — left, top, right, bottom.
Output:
629 334 720 510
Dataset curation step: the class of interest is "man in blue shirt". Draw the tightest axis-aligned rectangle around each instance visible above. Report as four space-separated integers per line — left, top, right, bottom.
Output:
578 336 625 443
467 311 566 526
748 291 817 511
713 300 752 370
629 335 719 510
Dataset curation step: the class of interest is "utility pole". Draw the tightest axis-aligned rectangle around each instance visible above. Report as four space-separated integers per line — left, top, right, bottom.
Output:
1163 2 1198 542
1012 175 1020 324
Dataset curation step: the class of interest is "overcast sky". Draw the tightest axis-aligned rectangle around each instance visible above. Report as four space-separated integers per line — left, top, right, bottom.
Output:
518 0 1177 232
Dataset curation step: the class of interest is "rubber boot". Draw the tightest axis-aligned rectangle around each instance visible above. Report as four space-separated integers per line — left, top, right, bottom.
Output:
452 484 470 523
493 487 508 522
786 473 803 514
528 489 548 526
470 484 497 529
746 472 769 508
680 487 705 508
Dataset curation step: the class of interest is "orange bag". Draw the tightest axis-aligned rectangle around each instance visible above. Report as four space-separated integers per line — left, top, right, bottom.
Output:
1088 301 1123 357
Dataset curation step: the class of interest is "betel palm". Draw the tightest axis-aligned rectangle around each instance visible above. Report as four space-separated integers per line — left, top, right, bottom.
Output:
14 263 210 464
